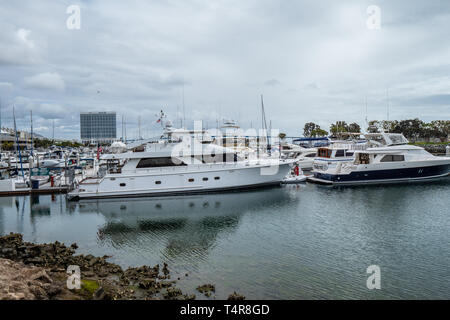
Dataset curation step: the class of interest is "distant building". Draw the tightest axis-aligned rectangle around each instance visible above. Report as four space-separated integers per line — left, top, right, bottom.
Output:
80 112 116 144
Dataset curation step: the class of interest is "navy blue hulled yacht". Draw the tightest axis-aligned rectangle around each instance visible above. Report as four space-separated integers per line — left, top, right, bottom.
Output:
308 133 450 186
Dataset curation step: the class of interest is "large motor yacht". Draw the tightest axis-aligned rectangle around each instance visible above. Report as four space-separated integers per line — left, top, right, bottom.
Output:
308 133 450 186
68 126 294 200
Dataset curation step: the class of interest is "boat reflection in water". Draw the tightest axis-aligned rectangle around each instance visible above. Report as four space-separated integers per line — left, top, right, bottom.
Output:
69 187 298 266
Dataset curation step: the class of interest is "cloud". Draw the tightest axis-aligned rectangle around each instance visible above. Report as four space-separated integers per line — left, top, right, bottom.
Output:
0 24 42 65
265 79 281 86
0 0 449 139
398 94 450 107
16 28 35 49
305 82 320 90
24 72 66 92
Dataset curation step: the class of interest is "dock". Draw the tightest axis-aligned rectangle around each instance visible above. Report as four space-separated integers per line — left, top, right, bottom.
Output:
0 186 69 197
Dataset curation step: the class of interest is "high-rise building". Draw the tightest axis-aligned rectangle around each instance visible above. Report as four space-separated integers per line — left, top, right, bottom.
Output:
80 112 116 143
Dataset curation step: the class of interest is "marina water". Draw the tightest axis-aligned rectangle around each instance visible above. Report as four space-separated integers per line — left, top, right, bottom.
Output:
1 180 449 299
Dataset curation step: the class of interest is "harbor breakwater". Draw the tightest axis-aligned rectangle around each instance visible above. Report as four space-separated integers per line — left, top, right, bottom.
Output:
0 233 244 300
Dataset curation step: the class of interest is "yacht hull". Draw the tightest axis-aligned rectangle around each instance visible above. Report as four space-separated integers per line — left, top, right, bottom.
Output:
69 162 293 200
310 163 450 186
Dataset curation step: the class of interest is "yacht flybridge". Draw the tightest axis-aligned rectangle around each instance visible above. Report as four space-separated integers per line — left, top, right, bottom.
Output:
308 133 450 186
68 127 294 200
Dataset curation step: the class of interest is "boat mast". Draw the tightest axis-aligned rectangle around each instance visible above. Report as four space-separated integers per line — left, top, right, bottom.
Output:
182 84 186 129
260 94 270 153
0 96 2 134
0 97 2 153
121 114 124 142
13 106 25 178
30 110 33 157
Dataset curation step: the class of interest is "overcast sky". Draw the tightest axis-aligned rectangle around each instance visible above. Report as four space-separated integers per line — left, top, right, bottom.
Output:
0 0 449 139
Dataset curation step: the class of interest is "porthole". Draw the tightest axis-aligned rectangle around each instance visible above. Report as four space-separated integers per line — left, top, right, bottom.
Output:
188 178 194 182
155 181 161 184
214 177 220 180
120 183 126 187
202 177 208 181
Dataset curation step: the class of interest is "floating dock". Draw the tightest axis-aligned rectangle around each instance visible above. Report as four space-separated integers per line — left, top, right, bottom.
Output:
0 186 69 197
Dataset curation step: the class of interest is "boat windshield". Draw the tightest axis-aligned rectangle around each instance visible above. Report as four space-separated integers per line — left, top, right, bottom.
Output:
317 148 332 158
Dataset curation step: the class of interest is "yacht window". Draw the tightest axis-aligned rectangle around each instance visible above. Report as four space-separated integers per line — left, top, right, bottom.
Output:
223 153 238 162
305 153 316 158
214 176 220 180
317 148 332 158
346 152 354 157
155 181 161 184
203 177 208 181
380 155 405 162
136 157 186 168
188 178 194 182
335 150 345 157
120 183 126 187
358 153 370 164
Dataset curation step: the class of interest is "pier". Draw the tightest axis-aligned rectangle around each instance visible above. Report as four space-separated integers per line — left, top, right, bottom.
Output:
0 186 69 197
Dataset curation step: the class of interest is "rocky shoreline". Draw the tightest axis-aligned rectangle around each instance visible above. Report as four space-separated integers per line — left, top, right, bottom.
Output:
0 233 245 300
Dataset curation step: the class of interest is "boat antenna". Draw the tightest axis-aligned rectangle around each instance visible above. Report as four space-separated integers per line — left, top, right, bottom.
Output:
365 95 368 126
138 115 141 140
386 88 390 122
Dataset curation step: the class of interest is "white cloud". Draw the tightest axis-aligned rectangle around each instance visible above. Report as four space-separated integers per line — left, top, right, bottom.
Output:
24 72 66 92
0 23 42 65
16 28 34 49
0 0 449 139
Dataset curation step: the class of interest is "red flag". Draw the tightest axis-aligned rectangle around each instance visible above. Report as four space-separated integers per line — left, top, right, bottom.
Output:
97 145 102 160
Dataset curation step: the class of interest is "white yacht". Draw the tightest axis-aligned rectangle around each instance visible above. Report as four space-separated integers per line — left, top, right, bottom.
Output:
311 132 401 172
280 144 317 170
308 134 450 185
68 128 294 200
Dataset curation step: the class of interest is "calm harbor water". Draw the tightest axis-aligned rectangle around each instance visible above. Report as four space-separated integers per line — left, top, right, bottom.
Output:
1 180 449 299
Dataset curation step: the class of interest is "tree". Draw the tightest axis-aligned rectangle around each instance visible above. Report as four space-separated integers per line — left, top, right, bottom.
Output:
330 121 348 137
1 141 14 151
311 128 328 137
303 122 328 137
347 123 361 133
394 119 424 142
430 120 450 142
303 122 320 137
367 120 380 133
